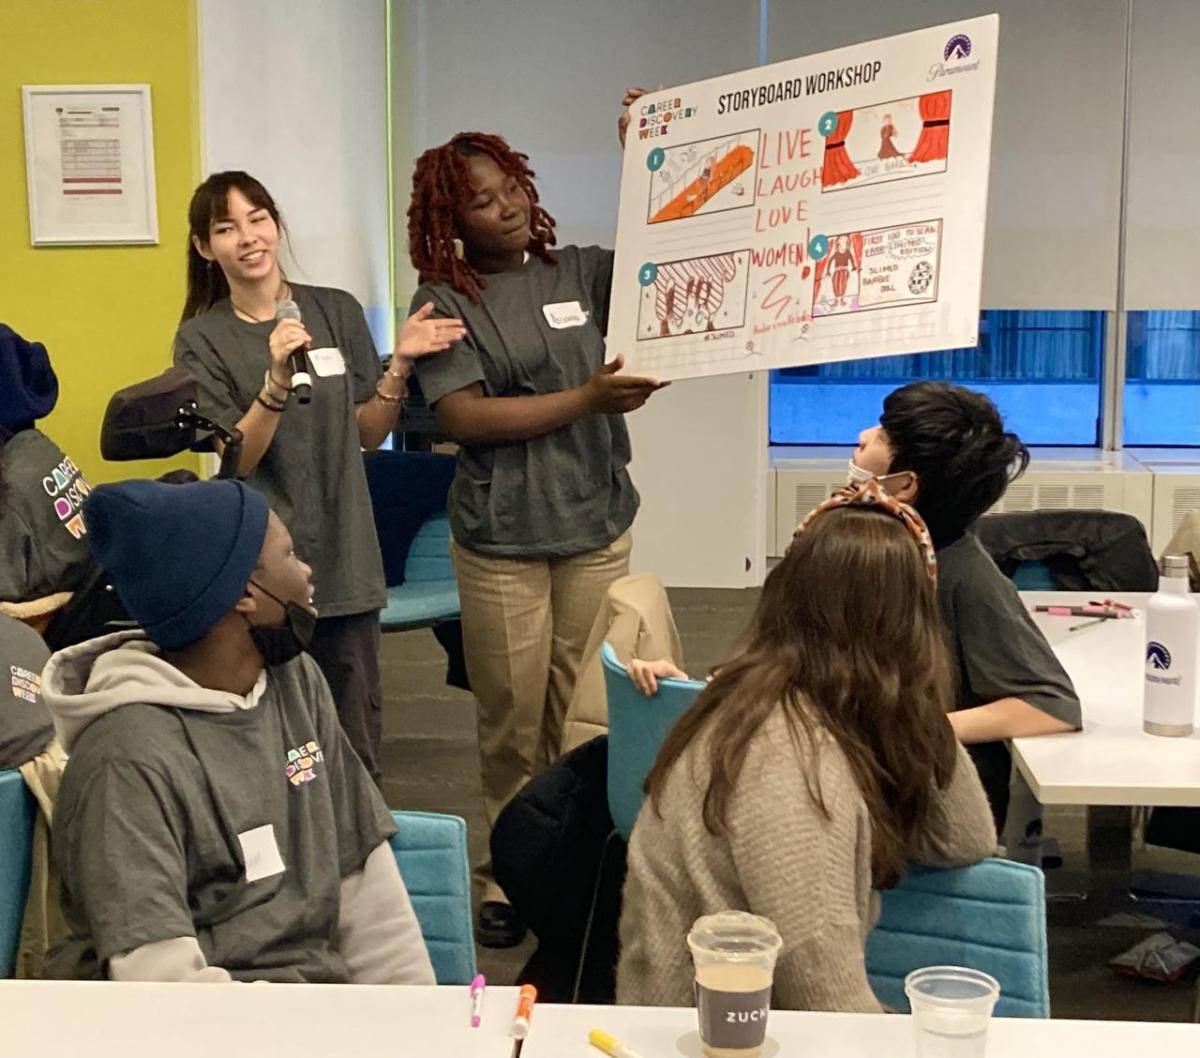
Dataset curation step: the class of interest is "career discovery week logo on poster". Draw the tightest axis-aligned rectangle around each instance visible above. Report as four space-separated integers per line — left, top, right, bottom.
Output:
929 32 980 80
637 96 699 140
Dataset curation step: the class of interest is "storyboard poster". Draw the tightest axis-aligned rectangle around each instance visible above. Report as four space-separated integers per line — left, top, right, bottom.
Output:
609 15 998 381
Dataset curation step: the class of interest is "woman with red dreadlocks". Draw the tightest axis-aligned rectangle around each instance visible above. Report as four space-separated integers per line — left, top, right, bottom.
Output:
406 130 666 947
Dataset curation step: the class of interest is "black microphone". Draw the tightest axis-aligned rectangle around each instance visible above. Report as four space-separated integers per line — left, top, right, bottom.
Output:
275 298 312 405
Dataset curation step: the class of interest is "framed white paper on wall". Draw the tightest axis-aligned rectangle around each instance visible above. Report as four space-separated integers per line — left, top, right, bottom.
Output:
22 84 159 245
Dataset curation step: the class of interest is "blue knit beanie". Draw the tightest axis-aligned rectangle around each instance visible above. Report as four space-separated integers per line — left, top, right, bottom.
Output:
0 324 58 441
84 479 270 649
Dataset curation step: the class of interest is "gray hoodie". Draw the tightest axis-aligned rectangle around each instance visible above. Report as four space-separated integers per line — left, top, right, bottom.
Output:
41 630 434 985
40 629 265 754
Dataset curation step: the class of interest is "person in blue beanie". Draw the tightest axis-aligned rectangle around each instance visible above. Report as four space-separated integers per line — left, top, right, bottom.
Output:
0 324 93 617
39 478 435 984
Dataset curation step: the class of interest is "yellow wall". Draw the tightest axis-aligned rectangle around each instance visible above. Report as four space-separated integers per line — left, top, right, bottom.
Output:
1 0 200 482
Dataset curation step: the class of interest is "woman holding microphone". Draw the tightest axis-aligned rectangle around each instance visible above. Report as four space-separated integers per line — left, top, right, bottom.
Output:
174 170 464 782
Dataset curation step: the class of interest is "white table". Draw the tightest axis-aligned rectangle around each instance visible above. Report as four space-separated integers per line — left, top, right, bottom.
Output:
0 982 1197 1057
1013 591 1200 808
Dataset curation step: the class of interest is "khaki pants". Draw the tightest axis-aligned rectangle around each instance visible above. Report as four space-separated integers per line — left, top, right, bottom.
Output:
452 531 633 904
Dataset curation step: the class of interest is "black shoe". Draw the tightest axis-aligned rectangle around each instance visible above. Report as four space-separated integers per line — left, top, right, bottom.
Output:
476 900 527 948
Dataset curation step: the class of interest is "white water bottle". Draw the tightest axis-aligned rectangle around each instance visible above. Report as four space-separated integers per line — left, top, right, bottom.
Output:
1143 555 1198 737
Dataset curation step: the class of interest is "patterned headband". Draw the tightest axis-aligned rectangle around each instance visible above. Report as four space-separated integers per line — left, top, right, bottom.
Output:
793 478 938 583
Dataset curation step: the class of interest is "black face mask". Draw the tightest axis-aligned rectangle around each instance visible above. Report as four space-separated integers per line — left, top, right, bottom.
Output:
246 580 317 667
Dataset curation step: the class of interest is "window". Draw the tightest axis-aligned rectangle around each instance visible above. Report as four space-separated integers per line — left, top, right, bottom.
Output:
769 310 1106 446
1124 312 1200 448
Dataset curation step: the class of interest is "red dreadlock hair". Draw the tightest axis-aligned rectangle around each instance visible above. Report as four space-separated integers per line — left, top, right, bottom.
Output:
407 132 557 302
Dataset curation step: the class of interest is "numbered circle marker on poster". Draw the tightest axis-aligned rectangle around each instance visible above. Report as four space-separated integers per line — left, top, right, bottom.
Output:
818 111 839 138
808 234 829 261
638 262 658 286
647 148 666 172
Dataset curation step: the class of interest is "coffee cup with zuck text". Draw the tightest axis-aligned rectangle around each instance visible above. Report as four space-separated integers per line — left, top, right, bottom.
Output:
688 910 783 1058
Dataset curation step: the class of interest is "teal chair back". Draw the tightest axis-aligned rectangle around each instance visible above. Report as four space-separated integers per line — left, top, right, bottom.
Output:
0 770 36 978
379 514 461 632
404 514 454 583
389 810 476 984
363 450 461 633
866 858 1049 1018
601 642 705 841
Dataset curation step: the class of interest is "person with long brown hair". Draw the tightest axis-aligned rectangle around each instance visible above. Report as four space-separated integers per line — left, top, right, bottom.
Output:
405 132 666 947
617 482 996 1011
173 171 464 782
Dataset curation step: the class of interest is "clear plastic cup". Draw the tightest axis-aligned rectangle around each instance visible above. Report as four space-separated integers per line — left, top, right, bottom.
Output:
687 911 782 1058
905 966 1001 1058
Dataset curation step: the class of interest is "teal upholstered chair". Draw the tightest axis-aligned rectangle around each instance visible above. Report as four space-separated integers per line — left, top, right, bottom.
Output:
0 770 36 978
363 451 460 633
866 858 1049 1018
389 810 476 984
600 642 705 842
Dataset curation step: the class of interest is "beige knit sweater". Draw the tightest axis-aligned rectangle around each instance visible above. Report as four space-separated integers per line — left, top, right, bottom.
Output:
616 706 997 1012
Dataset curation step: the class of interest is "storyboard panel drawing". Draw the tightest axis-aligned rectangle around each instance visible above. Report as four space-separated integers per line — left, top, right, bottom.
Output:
811 220 942 317
820 92 951 193
646 130 760 224
636 251 752 341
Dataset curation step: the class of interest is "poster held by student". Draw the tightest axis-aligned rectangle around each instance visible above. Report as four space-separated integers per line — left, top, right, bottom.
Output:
609 16 999 382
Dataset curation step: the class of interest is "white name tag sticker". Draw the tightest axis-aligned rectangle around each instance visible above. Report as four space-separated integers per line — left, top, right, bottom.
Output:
308 347 346 378
238 824 286 882
542 301 589 329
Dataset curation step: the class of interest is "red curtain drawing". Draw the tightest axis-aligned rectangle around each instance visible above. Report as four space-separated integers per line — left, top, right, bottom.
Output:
820 111 860 189
907 91 952 164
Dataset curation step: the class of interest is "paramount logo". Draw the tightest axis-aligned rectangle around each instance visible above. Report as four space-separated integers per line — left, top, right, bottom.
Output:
929 31 980 81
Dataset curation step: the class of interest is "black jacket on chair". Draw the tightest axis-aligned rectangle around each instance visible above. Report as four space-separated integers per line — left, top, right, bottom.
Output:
975 509 1159 592
491 736 625 1003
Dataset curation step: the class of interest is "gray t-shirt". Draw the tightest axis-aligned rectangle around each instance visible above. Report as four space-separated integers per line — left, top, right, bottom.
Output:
174 285 385 617
0 614 54 770
48 653 395 981
0 429 93 604
937 532 1082 814
411 246 639 558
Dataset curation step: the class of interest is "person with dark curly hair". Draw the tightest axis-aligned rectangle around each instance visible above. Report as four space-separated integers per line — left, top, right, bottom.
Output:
405 128 666 946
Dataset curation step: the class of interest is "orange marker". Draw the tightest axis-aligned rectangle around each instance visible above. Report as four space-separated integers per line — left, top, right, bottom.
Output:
510 983 538 1057
512 983 538 1038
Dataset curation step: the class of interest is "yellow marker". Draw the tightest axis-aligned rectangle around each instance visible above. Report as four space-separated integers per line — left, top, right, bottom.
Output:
589 1028 645 1058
